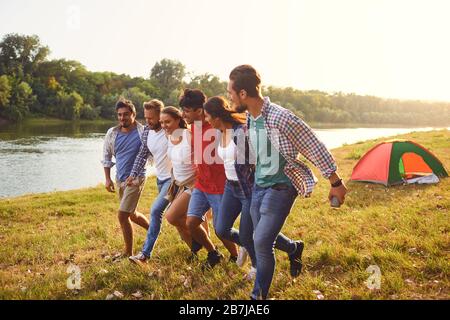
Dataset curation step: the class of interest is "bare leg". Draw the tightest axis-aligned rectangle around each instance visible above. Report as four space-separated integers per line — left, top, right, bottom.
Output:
165 192 193 248
187 216 216 252
130 210 149 230
118 211 134 256
221 238 239 257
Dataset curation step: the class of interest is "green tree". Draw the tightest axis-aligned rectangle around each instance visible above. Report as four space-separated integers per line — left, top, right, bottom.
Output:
57 91 83 120
1 78 36 121
98 93 120 119
120 87 150 118
135 78 160 98
187 73 226 98
79 104 100 120
0 75 12 108
167 88 183 106
150 59 185 101
0 33 49 80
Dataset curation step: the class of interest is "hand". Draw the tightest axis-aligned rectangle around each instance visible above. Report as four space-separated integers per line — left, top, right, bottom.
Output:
125 176 135 186
328 183 347 206
105 179 115 193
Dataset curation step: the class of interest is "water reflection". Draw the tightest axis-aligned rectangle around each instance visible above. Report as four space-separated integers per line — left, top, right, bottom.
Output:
0 120 114 140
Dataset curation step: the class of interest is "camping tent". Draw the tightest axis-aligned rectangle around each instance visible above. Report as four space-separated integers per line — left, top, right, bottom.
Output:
351 140 448 186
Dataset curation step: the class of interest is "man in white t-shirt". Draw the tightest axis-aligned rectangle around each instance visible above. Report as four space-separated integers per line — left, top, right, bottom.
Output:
126 99 173 264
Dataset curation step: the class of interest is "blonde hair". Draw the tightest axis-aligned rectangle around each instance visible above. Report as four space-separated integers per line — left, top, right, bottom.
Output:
143 99 164 113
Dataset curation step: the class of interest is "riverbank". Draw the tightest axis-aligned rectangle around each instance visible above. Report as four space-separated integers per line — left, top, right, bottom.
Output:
0 116 116 127
0 129 448 299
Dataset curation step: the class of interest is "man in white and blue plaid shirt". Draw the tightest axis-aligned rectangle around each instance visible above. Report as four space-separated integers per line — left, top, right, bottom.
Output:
228 65 347 300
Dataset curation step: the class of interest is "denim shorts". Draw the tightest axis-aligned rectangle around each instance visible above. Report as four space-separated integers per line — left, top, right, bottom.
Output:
187 188 222 223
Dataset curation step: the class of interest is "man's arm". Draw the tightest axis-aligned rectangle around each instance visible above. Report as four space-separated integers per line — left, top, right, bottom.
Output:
284 113 347 204
104 166 115 192
101 129 116 192
126 129 152 186
284 114 336 176
328 172 347 205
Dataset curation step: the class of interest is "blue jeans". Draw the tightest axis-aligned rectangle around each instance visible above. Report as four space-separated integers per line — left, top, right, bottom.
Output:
250 183 298 300
141 178 171 258
216 180 257 267
187 188 222 230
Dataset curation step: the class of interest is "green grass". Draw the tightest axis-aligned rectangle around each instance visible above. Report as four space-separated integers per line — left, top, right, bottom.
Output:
0 129 449 300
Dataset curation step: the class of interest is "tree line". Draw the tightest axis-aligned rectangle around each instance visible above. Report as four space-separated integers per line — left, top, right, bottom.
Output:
1 33 449 126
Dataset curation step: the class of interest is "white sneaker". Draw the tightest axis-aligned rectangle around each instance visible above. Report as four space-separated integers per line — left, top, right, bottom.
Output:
129 252 148 264
246 266 257 281
236 247 249 268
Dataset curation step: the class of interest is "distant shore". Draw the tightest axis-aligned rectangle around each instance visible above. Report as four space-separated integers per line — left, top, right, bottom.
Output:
1 116 448 130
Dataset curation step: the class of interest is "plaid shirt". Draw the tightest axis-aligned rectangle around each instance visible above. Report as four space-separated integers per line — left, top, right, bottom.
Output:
231 124 255 198
246 97 337 197
129 125 153 178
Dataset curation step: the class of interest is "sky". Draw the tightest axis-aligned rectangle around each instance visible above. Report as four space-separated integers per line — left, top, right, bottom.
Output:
1 0 450 102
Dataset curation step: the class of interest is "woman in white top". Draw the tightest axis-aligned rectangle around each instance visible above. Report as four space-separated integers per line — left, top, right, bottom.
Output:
160 106 206 253
203 96 257 278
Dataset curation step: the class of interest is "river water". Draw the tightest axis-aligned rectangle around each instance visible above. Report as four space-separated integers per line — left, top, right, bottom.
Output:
0 120 446 198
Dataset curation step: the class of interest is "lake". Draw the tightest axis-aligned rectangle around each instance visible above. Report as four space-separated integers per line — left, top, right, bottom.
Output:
0 120 447 198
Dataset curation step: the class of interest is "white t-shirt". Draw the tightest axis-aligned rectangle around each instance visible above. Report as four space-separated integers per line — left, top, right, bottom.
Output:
218 139 239 181
167 129 196 182
147 129 172 181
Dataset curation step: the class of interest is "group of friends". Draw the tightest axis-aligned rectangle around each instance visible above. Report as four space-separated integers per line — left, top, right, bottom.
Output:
101 65 347 300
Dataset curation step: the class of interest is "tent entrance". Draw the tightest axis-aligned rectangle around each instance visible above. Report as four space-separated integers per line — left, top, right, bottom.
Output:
398 152 433 179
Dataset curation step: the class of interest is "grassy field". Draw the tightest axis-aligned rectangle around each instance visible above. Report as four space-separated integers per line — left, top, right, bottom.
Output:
0 130 448 300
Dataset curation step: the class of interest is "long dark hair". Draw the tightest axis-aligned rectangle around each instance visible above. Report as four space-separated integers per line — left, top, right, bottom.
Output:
204 96 246 126
161 106 187 129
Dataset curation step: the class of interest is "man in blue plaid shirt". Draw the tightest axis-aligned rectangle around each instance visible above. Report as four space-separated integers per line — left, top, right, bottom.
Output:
227 65 347 300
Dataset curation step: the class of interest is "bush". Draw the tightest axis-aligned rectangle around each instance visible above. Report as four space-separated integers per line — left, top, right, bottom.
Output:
56 91 83 120
79 104 100 120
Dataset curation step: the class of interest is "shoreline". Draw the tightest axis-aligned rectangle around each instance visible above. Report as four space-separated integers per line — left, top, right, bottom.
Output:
1 117 116 126
1 116 449 130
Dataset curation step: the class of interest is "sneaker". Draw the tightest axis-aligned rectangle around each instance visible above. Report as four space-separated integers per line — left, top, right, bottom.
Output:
129 252 148 265
202 250 223 270
245 266 257 281
288 241 304 277
236 247 249 268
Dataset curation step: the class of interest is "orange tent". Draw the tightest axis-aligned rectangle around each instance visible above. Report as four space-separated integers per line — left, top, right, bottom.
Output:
351 140 448 186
